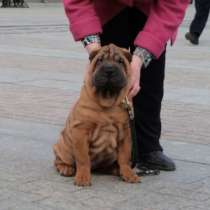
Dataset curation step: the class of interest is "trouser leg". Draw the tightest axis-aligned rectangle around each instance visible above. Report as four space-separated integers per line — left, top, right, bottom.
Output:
190 0 210 37
132 52 165 155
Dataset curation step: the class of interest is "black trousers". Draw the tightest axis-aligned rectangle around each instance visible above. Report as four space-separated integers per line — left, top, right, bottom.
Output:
190 0 210 37
100 8 165 156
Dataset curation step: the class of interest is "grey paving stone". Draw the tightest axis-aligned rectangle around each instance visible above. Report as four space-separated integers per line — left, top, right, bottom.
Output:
0 189 51 210
111 194 209 210
0 118 61 140
162 140 210 165
0 200 55 210
0 45 87 60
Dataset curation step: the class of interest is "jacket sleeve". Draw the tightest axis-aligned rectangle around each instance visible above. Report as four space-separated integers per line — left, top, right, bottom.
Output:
134 0 189 58
63 0 102 41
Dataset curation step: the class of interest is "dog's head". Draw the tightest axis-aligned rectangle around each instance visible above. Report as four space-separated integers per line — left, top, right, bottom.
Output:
85 44 132 108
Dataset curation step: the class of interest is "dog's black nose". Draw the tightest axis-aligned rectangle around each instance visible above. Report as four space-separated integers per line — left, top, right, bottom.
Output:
105 67 115 77
103 64 115 77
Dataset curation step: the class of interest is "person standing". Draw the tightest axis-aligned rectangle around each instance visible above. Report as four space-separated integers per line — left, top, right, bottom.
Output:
63 0 189 171
185 0 210 45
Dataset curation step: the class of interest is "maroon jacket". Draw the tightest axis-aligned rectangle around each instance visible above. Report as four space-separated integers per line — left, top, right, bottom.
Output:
64 0 189 58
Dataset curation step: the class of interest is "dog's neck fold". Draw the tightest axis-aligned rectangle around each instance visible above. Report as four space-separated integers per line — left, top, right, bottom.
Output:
81 82 126 111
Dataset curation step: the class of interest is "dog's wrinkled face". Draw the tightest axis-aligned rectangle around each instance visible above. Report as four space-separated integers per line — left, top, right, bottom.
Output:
92 50 127 98
86 44 131 107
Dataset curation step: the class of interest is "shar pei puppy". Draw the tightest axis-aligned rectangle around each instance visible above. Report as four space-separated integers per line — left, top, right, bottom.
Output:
53 44 140 186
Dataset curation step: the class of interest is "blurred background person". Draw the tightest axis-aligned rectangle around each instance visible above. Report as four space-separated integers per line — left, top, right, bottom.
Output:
185 0 210 45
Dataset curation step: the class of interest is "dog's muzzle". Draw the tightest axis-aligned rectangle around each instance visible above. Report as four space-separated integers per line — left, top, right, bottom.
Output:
92 63 127 98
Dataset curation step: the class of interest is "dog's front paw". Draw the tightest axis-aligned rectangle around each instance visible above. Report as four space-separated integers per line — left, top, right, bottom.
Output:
74 169 91 186
122 173 141 183
120 166 141 183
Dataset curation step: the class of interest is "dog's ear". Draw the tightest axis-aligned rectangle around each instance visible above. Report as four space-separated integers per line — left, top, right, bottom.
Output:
89 48 101 62
121 48 132 63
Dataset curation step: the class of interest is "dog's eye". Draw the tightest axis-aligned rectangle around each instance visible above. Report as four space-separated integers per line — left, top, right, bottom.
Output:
96 57 103 65
118 58 124 65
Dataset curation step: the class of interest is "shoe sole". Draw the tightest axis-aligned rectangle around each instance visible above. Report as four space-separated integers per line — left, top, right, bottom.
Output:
142 162 176 171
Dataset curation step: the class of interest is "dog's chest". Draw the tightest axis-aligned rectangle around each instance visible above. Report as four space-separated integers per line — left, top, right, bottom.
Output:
89 123 124 167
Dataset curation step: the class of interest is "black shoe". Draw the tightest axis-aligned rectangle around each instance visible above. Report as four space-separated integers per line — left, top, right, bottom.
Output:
185 32 199 45
137 151 176 171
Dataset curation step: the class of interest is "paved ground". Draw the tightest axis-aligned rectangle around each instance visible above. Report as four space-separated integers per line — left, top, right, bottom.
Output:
0 3 210 210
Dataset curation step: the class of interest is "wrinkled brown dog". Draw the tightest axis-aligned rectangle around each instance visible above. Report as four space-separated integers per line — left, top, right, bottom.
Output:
53 44 140 186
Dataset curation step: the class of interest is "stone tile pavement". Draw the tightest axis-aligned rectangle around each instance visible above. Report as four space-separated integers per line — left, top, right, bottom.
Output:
0 3 210 210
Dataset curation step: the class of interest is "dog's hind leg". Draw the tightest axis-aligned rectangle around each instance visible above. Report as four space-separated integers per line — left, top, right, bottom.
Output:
53 131 75 177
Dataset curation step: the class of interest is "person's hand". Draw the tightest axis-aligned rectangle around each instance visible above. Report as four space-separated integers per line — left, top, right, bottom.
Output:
84 42 101 76
85 42 101 54
128 55 143 101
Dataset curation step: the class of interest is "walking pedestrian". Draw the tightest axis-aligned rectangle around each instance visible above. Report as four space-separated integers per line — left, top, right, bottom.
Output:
185 0 210 45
